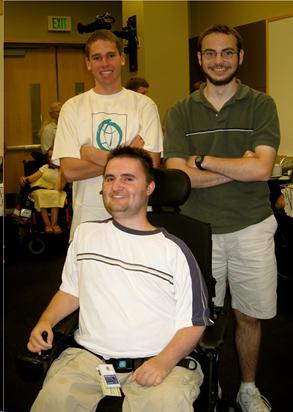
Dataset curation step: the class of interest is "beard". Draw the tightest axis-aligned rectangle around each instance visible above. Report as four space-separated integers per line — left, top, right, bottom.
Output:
103 198 127 215
202 62 240 86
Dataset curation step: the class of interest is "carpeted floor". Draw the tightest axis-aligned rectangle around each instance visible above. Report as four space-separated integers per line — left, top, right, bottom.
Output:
3 234 293 412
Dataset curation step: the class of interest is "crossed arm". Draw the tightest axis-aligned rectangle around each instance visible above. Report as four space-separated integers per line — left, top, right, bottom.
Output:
166 145 276 189
54 168 67 191
61 135 161 183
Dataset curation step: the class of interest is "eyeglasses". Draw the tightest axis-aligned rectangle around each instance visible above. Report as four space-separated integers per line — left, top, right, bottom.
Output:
201 50 239 60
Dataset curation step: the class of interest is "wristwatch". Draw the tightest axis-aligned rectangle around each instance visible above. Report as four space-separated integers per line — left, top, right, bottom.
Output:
195 155 205 170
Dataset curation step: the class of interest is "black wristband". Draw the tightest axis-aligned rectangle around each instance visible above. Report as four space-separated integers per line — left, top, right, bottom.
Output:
195 155 205 170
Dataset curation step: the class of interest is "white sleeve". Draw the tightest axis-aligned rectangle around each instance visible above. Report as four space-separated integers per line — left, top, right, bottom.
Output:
59 233 79 298
138 99 163 153
173 248 195 329
52 100 81 165
172 243 211 328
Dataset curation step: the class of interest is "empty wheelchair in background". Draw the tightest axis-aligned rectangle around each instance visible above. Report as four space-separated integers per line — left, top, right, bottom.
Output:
17 168 230 411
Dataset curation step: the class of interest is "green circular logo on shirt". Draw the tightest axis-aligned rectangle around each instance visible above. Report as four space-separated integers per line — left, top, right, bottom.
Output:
96 119 123 151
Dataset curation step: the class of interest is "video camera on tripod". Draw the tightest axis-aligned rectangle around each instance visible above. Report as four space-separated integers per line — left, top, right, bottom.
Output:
77 12 115 34
77 13 138 72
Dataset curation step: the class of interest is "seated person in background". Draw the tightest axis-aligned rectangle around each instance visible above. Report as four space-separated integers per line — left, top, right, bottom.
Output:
275 194 285 210
275 188 293 217
125 76 149 95
39 102 62 154
27 146 212 412
20 149 66 234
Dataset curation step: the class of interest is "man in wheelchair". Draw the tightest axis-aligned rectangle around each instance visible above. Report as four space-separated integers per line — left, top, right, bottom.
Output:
27 146 212 412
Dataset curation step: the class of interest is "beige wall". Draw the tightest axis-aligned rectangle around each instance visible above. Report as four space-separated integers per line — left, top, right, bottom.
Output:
4 1 122 44
268 16 293 156
144 1 189 123
189 1 293 36
123 1 189 122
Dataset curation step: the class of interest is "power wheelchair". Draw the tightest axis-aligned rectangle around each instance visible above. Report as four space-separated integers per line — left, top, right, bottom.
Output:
17 168 229 411
11 159 71 255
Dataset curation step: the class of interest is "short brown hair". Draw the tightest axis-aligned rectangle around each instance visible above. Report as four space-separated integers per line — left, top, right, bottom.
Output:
85 29 123 58
104 146 154 183
197 24 244 53
126 77 149 92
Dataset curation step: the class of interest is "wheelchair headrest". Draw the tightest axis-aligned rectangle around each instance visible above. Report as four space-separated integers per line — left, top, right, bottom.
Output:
149 168 191 208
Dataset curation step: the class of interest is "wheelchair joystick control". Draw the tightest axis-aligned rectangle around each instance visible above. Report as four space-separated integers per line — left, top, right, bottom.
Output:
40 331 51 361
42 331 48 342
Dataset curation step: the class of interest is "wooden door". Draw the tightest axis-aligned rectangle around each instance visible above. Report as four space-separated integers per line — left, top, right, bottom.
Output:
4 45 94 195
57 47 94 103
4 47 57 195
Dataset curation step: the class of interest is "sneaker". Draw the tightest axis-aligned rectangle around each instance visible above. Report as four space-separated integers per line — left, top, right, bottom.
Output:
236 387 272 412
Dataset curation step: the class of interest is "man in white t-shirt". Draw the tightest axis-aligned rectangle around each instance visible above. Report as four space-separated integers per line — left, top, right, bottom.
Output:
28 146 211 412
52 30 163 239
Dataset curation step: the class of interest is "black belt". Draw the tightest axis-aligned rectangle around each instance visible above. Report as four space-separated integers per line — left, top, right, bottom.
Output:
72 341 197 373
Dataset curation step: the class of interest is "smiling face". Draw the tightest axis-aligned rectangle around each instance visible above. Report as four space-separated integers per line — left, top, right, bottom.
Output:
85 39 125 94
198 33 244 86
102 157 155 223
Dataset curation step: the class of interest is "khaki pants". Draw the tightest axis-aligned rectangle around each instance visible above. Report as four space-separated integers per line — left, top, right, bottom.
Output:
31 348 204 412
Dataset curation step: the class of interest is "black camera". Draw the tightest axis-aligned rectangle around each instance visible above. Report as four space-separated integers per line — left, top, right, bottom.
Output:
77 13 138 72
77 12 115 34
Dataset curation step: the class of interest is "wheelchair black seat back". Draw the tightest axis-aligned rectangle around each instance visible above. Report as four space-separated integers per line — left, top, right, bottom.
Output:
148 168 215 311
18 168 228 412
23 158 44 176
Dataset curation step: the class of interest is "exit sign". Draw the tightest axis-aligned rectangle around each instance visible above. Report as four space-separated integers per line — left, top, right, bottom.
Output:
48 16 72 32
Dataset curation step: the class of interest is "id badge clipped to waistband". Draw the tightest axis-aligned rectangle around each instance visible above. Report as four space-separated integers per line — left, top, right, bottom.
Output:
96 364 122 397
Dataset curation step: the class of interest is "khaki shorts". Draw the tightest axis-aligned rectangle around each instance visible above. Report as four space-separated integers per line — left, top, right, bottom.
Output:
212 215 278 319
31 348 203 412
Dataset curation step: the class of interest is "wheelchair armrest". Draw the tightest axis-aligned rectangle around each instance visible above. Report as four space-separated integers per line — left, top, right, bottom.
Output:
16 343 63 381
199 311 229 351
16 310 79 380
199 290 231 352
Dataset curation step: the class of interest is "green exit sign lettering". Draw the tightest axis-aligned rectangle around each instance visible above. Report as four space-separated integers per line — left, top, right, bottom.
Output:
48 16 72 32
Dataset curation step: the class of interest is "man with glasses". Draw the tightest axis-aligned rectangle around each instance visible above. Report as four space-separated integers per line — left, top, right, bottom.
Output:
164 24 280 412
